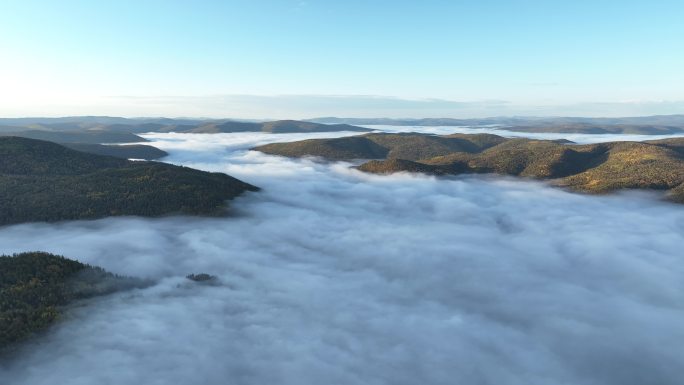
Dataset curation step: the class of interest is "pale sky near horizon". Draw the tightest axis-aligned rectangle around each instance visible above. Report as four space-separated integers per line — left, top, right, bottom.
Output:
1 0 683 118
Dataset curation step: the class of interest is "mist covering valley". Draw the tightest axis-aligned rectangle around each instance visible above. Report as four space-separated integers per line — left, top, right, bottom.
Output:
1 127 684 384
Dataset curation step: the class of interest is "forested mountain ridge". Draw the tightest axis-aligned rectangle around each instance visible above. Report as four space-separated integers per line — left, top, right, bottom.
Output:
0 252 148 351
184 119 368 133
253 133 507 160
252 133 684 202
0 118 369 135
5 115 684 135
0 137 259 226
309 115 684 134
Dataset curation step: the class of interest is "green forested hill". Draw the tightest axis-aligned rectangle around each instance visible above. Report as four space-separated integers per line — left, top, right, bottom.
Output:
0 137 259 226
253 133 684 202
253 133 507 160
0 252 147 350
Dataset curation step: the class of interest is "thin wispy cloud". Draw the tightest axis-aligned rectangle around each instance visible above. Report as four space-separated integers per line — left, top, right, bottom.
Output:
29 94 679 119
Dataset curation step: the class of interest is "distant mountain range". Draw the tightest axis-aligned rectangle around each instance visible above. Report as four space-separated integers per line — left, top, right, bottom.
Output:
0 137 258 226
176 120 368 134
4 115 684 135
0 118 369 162
309 115 684 134
309 115 684 126
0 118 369 135
253 132 684 203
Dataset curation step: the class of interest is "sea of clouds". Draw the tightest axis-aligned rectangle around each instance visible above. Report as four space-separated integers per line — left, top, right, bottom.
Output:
1 129 683 385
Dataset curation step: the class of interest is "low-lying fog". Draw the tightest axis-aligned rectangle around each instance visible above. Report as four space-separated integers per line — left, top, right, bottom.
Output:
1 130 684 385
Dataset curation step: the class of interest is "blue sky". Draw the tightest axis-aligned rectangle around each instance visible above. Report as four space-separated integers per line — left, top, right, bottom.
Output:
1 0 683 118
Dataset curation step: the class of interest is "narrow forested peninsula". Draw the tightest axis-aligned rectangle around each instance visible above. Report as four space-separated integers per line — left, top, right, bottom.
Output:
0 252 148 350
0 137 259 226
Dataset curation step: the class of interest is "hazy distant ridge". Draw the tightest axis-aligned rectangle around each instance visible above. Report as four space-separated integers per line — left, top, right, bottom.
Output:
309 115 684 134
0 118 369 135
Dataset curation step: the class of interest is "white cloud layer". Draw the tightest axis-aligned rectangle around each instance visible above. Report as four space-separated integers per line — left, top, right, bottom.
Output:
1 131 683 384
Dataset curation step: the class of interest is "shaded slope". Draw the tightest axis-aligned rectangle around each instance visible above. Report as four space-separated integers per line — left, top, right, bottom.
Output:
358 159 452 175
0 130 147 144
63 143 168 160
0 136 128 175
255 136 389 160
0 137 259 226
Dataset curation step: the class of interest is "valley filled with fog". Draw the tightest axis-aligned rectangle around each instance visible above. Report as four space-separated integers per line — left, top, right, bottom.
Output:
1 128 684 385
